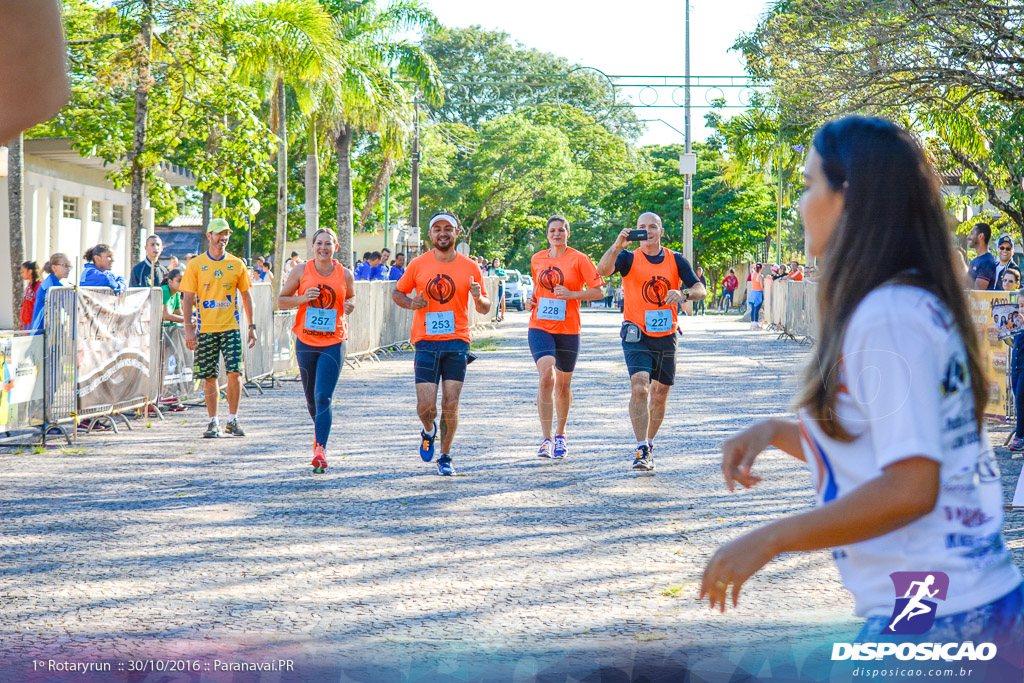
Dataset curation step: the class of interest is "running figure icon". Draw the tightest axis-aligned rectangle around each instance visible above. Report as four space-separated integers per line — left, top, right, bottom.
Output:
887 574 939 631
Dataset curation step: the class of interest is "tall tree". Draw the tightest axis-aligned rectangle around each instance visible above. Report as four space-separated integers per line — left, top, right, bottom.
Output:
233 0 339 285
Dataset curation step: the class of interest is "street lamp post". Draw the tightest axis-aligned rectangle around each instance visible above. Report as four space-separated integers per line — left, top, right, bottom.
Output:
245 197 261 266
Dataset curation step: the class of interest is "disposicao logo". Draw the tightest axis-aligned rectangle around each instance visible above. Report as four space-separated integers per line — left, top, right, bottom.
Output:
831 571 997 662
884 571 948 635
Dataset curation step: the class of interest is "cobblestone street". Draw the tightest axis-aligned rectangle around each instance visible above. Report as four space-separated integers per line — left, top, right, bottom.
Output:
2 310 1022 681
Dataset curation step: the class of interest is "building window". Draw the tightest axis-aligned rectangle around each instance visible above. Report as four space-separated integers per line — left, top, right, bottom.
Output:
62 196 79 219
112 205 126 225
91 202 101 222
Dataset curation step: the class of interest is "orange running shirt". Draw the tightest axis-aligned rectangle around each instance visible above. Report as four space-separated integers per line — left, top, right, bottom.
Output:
789 270 804 282
292 260 349 346
396 251 488 344
622 248 681 337
528 247 604 334
751 269 765 292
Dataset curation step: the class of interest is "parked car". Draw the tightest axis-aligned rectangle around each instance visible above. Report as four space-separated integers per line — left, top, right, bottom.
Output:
521 275 534 305
503 269 526 311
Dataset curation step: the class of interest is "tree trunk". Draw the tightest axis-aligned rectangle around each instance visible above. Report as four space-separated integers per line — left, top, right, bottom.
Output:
272 76 287 301
128 5 153 270
335 122 354 269
358 156 395 232
304 119 318 260
8 134 25 321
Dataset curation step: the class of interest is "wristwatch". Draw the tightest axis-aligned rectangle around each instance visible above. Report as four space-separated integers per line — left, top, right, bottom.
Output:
248 323 257 329
681 288 690 301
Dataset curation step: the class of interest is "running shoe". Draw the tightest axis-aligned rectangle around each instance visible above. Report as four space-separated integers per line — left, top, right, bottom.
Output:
203 420 220 439
537 438 553 458
420 421 438 462
312 444 328 473
552 435 568 459
632 444 655 472
436 455 455 476
1010 437 1024 452
224 419 246 437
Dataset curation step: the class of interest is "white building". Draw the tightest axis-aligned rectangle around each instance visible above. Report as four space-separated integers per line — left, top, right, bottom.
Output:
0 138 194 329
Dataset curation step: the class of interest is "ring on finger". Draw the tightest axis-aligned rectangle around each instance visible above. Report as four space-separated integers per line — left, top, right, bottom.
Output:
715 581 728 589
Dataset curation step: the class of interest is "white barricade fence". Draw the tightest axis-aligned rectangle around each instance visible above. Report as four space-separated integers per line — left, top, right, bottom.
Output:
239 282 274 383
159 324 195 401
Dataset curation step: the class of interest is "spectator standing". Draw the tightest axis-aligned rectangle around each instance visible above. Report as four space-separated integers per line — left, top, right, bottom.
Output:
380 248 392 278
169 255 180 271
488 258 507 322
694 267 707 315
748 263 765 329
388 252 406 281
353 252 371 280
1003 270 1020 291
19 261 40 330
282 251 301 281
160 269 184 324
994 235 1020 291
703 118 1022 666
719 269 738 311
966 222 996 289
80 245 127 292
259 259 274 286
129 235 167 288
787 261 804 281
29 253 70 331
355 252 387 281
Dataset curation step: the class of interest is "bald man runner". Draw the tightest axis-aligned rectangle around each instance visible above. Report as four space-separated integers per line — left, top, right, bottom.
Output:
597 212 707 471
393 212 491 476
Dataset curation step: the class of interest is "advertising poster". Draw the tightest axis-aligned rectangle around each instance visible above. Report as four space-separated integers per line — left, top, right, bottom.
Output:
967 290 1013 419
0 334 44 431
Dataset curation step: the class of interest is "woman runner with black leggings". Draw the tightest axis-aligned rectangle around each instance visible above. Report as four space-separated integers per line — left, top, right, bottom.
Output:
278 228 355 473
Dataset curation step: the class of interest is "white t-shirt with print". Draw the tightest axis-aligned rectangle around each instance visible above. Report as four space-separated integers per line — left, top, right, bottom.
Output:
799 285 1021 618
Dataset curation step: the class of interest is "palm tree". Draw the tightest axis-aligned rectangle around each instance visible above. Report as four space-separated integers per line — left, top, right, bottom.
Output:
318 0 442 268
232 0 339 286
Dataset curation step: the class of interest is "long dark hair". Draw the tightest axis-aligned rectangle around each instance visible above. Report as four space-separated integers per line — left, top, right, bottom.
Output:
797 116 987 440
160 269 182 287
21 261 40 286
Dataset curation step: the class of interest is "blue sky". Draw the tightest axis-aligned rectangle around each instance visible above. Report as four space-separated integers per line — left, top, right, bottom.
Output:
419 0 775 146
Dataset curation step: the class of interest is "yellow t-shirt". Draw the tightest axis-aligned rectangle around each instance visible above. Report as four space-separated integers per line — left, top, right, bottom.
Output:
180 251 252 333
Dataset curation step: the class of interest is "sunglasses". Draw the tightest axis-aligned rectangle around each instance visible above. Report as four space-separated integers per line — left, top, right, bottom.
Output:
999 245 1013 250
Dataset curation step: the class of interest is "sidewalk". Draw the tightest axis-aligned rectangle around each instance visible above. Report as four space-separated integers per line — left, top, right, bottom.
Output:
1 310 1020 681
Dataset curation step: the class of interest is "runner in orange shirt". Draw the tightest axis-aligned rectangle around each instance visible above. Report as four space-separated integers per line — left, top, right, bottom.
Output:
393 212 491 476
525 215 604 458
277 228 355 473
597 211 707 471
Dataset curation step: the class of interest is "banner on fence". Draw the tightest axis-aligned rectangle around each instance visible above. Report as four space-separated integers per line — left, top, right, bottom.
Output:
0 333 44 431
967 290 1013 420
76 287 155 410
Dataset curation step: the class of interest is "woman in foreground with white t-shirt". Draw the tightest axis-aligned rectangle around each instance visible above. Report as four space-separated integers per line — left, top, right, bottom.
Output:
701 117 1022 653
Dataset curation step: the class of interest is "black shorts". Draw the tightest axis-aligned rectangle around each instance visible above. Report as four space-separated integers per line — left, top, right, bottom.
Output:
414 339 470 385
195 329 243 379
622 332 677 385
527 329 580 372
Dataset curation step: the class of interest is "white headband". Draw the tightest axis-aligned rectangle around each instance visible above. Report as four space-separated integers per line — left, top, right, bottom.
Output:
429 213 459 229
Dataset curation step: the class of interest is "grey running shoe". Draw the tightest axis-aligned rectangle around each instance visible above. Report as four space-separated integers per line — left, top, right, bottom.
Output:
632 444 654 471
203 420 221 439
224 419 246 437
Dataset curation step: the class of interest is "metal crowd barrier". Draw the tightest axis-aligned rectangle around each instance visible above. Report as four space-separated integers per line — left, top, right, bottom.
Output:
762 279 817 344
44 286 77 429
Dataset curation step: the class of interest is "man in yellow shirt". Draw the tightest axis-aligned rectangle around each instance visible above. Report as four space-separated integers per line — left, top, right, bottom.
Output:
180 219 257 438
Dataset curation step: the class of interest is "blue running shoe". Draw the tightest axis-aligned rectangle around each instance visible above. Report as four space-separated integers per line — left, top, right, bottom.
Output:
553 434 568 459
420 421 437 462
436 455 455 476
537 438 553 458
